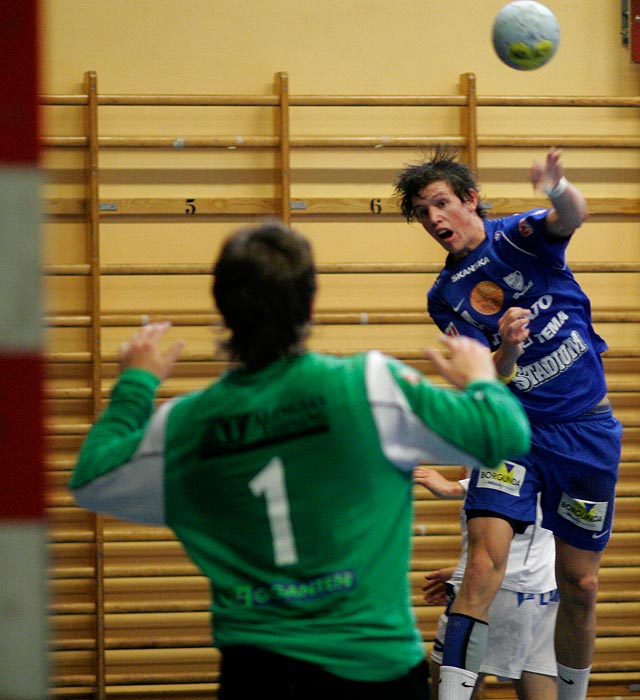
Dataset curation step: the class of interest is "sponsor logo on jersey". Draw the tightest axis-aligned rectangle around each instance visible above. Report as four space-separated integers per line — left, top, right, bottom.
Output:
199 395 329 457
534 310 570 343
518 218 535 237
517 589 559 607
503 269 534 299
444 322 460 337
518 211 546 237
503 270 525 292
451 256 490 283
477 460 525 496
470 280 504 315
512 330 588 392
513 281 534 299
528 294 553 321
459 309 490 333
226 569 357 608
557 494 608 532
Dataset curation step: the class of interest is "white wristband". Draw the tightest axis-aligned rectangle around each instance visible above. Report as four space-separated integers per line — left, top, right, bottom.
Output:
542 176 568 199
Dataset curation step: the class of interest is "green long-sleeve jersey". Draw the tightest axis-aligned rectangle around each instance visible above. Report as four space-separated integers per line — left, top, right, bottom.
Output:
71 350 529 682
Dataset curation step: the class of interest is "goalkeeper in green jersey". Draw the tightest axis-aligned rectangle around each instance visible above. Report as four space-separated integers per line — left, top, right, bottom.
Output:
71 219 530 700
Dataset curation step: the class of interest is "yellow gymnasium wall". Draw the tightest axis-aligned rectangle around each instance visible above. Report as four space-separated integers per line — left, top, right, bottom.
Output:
41 2 640 698
42 0 639 95
41 0 640 349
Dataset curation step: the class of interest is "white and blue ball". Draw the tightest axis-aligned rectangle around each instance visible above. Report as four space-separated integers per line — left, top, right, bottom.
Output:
492 1 560 70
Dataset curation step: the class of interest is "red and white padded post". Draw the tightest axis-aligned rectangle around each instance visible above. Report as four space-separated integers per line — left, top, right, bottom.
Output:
0 2 49 698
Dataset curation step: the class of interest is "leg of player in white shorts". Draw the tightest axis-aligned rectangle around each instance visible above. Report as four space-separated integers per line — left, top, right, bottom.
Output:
431 586 558 700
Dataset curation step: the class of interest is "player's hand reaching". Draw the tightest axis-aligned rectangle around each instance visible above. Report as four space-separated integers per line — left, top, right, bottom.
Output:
531 147 588 235
530 147 563 193
119 321 185 381
425 335 496 390
422 568 456 605
414 467 465 499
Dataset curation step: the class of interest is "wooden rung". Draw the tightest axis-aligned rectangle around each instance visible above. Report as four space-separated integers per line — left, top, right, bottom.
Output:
45 423 90 436
480 136 640 148
43 347 640 365
103 637 212 651
588 670 640 681
51 684 217 698
40 91 640 109
104 674 217 686
42 260 640 276
49 677 98 690
48 566 96 579
40 134 640 149
42 356 636 379
51 639 96 652
477 96 640 108
43 196 640 218
102 601 209 616
49 603 96 616
104 564 201 578
43 309 640 328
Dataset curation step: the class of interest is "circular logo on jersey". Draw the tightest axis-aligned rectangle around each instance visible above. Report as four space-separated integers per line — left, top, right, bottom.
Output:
470 281 504 315
518 218 534 237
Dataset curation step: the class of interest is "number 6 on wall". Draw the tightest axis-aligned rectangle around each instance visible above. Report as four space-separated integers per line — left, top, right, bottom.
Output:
249 457 299 566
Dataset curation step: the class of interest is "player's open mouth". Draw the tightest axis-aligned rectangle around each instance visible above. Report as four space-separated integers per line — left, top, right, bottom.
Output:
436 229 454 241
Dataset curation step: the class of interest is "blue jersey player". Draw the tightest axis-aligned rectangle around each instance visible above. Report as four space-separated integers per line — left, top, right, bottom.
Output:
394 147 622 700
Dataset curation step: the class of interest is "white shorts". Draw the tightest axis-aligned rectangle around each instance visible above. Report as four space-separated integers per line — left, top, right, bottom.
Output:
430 586 558 680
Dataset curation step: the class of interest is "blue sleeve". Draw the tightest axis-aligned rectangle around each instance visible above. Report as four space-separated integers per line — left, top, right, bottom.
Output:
496 208 570 268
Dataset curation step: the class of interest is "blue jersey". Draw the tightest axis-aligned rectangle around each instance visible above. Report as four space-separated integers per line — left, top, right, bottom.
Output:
428 208 609 422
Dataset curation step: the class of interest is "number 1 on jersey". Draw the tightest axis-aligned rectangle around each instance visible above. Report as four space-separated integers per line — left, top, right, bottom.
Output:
249 457 299 566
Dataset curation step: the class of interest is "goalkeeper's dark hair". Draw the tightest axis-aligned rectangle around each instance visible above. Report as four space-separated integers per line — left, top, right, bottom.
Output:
213 219 316 372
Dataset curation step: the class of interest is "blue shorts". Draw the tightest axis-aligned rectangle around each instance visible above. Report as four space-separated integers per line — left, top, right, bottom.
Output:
465 405 622 552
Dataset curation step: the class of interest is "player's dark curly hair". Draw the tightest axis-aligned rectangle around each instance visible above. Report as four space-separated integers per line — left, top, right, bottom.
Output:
394 145 489 221
213 219 316 372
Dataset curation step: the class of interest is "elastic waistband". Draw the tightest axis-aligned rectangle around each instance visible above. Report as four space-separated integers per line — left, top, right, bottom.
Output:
582 397 611 417
530 397 614 425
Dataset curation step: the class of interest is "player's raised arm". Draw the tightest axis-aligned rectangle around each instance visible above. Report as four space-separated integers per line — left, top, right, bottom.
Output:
414 467 465 499
531 148 588 237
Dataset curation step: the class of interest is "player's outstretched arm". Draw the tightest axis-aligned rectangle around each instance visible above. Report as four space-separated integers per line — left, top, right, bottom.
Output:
531 147 588 237
414 467 465 499
416 335 531 467
70 322 185 511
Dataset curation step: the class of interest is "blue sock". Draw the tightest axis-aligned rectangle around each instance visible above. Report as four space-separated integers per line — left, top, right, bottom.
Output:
441 612 488 673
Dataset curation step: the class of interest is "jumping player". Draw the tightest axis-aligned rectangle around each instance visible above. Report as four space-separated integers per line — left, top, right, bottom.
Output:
70 220 530 700
395 147 623 700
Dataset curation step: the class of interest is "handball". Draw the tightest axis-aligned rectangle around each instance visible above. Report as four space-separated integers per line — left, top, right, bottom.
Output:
492 1 560 70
